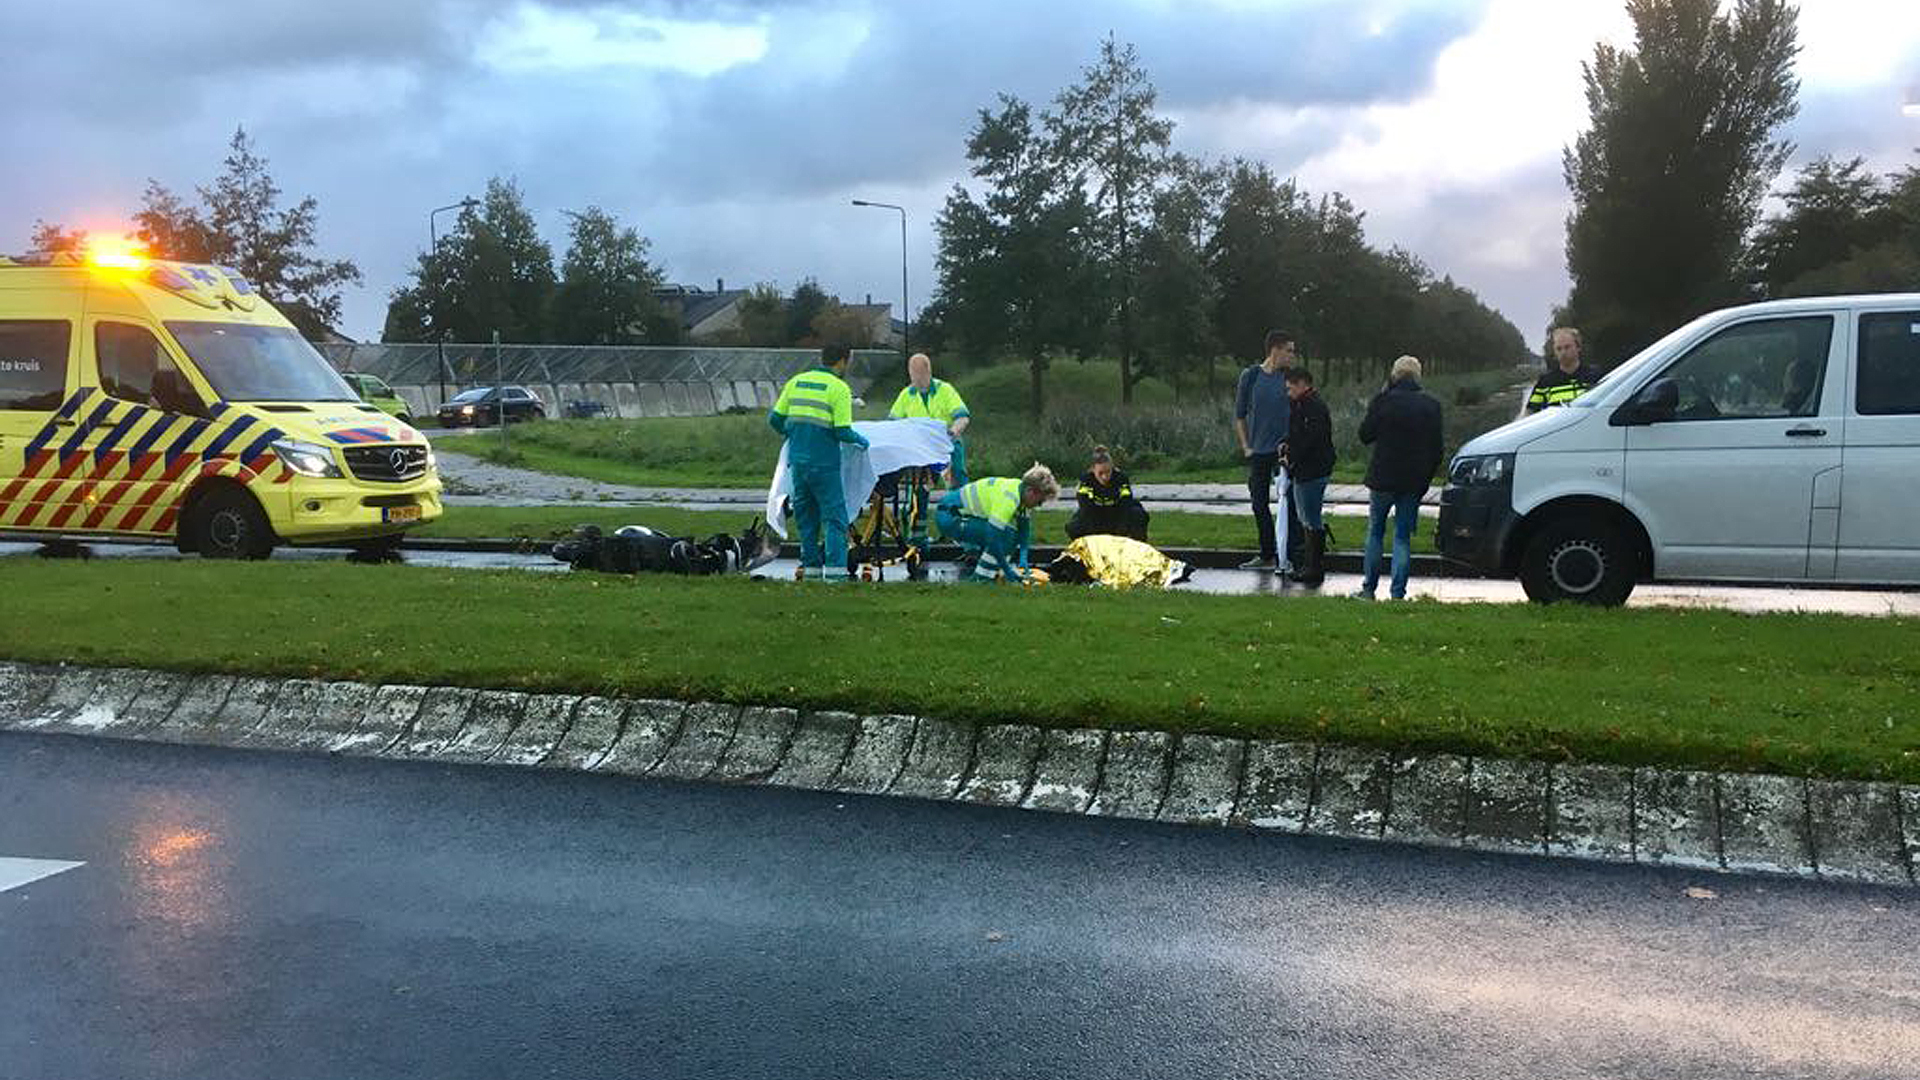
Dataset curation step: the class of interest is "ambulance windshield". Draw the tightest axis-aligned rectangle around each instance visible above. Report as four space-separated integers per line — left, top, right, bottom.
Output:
165 321 357 403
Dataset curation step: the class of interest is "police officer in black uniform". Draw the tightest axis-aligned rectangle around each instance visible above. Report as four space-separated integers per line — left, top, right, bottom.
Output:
1527 327 1603 413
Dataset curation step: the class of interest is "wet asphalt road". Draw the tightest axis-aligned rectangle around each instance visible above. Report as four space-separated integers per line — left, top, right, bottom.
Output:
8 540 1920 616
2 733 1916 1080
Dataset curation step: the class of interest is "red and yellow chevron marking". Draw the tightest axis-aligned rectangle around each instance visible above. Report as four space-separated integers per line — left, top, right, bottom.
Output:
146 457 270 536
3 400 287 536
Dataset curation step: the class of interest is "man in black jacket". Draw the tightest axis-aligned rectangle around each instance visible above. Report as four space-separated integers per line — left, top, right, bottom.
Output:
1066 446 1150 541
1280 367 1334 586
1357 355 1443 600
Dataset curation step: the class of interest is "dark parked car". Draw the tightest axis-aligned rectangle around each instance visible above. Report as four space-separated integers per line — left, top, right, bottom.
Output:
437 385 546 427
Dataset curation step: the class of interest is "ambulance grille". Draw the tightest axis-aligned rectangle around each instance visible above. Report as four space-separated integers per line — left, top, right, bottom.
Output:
343 445 430 483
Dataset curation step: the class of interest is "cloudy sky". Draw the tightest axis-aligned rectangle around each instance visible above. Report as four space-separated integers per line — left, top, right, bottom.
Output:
5 0 1917 348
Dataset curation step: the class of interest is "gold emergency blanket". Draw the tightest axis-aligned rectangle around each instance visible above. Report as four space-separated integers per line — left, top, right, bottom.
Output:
1058 534 1184 589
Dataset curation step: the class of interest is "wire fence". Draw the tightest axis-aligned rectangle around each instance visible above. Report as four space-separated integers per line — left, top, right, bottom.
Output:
316 343 898 388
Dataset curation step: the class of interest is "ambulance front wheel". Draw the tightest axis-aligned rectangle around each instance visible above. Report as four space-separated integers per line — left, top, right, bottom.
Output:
188 486 276 560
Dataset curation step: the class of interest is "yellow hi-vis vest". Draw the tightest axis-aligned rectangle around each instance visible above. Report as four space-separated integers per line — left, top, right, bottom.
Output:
889 379 969 425
958 477 1023 531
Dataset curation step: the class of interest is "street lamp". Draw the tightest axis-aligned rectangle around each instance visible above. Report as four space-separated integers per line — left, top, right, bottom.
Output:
429 197 479 406
851 199 908 363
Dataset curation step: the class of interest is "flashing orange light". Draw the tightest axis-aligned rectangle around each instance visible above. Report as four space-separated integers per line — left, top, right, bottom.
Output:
86 234 149 270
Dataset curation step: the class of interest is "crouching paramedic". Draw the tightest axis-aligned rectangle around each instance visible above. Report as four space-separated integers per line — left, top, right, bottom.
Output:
936 465 1059 583
769 344 870 581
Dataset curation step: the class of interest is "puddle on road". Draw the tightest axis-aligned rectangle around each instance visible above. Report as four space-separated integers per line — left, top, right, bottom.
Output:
7 543 1916 617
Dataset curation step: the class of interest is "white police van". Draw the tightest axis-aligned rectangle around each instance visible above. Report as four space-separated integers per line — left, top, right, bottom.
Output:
1439 294 1920 604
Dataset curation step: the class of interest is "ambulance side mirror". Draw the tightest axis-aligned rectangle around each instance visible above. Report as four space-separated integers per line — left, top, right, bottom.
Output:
153 369 208 418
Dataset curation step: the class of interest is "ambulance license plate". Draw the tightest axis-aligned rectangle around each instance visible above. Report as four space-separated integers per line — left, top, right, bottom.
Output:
383 505 422 524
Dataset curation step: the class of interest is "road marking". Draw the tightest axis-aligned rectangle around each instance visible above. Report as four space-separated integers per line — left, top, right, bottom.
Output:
0 857 85 894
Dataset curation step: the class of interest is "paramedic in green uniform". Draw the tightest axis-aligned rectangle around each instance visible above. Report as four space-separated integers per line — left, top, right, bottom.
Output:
769 344 870 581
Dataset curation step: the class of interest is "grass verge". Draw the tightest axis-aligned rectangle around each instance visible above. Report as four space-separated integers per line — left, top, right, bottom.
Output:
3 559 1916 782
413 504 1442 554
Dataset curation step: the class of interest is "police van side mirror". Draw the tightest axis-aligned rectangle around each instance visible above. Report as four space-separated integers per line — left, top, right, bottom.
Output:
1611 378 1679 426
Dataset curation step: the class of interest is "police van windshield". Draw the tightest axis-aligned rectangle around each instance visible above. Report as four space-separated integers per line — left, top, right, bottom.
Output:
165 321 357 403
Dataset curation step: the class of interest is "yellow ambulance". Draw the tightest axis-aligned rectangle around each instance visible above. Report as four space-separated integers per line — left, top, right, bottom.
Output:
0 241 441 558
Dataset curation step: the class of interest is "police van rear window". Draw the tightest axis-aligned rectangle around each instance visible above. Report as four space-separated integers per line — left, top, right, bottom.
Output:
0 320 70 411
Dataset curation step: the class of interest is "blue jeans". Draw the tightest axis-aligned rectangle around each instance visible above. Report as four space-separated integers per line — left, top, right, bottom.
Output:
791 464 848 580
1361 489 1422 598
1291 476 1328 532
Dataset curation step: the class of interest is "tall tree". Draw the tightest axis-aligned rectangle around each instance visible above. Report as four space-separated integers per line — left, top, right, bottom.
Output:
1049 35 1174 403
28 221 87 254
1205 161 1312 359
384 177 555 344
550 206 666 345
1560 0 1801 364
1749 155 1920 297
785 279 832 346
933 95 1102 415
134 127 362 340
1134 156 1222 397
732 283 788 346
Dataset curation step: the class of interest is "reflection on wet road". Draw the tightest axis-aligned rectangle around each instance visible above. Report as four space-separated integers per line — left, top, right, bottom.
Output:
6 542 1917 617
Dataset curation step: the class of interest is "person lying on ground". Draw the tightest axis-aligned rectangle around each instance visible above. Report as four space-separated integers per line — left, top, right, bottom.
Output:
1065 445 1150 542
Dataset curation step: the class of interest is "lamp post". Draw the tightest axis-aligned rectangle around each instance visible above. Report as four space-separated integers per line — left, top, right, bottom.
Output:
851 200 908 363
429 197 479 407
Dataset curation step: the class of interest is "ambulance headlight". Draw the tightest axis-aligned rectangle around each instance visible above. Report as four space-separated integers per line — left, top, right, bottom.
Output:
272 438 343 479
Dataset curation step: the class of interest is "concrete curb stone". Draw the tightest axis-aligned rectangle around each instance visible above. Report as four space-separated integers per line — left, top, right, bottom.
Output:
1022 727 1107 814
1234 741 1316 831
1466 758 1550 853
33 668 143 735
1807 780 1911 885
24 668 102 730
543 696 626 771
333 685 428 755
393 687 480 758
1384 755 1470 846
958 724 1041 807
491 694 580 766
118 670 195 735
890 717 977 800
186 676 283 746
4 663 1916 890
236 678 325 748
441 690 529 763
1634 769 1721 869
1088 729 1173 820
767 711 858 790
145 675 236 741
0 662 57 724
1903 788 1920 885
273 681 381 752
1548 763 1636 862
1717 772 1812 875
710 706 798 783
1309 745 1394 838
651 702 742 780
595 700 685 775
1159 735 1245 825
831 714 918 795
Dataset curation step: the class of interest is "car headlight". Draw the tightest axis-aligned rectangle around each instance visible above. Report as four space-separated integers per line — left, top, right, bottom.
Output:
272 438 343 478
1449 453 1513 486
461 405 475 414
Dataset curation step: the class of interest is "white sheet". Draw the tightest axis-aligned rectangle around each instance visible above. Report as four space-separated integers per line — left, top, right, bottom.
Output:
765 418 954 538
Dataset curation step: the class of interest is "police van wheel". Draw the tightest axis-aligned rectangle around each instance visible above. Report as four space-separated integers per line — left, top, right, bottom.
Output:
1520 516 1634 606
190 488 275 561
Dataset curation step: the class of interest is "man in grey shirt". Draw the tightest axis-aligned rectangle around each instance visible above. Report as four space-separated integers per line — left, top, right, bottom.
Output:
1235 330 1303 571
